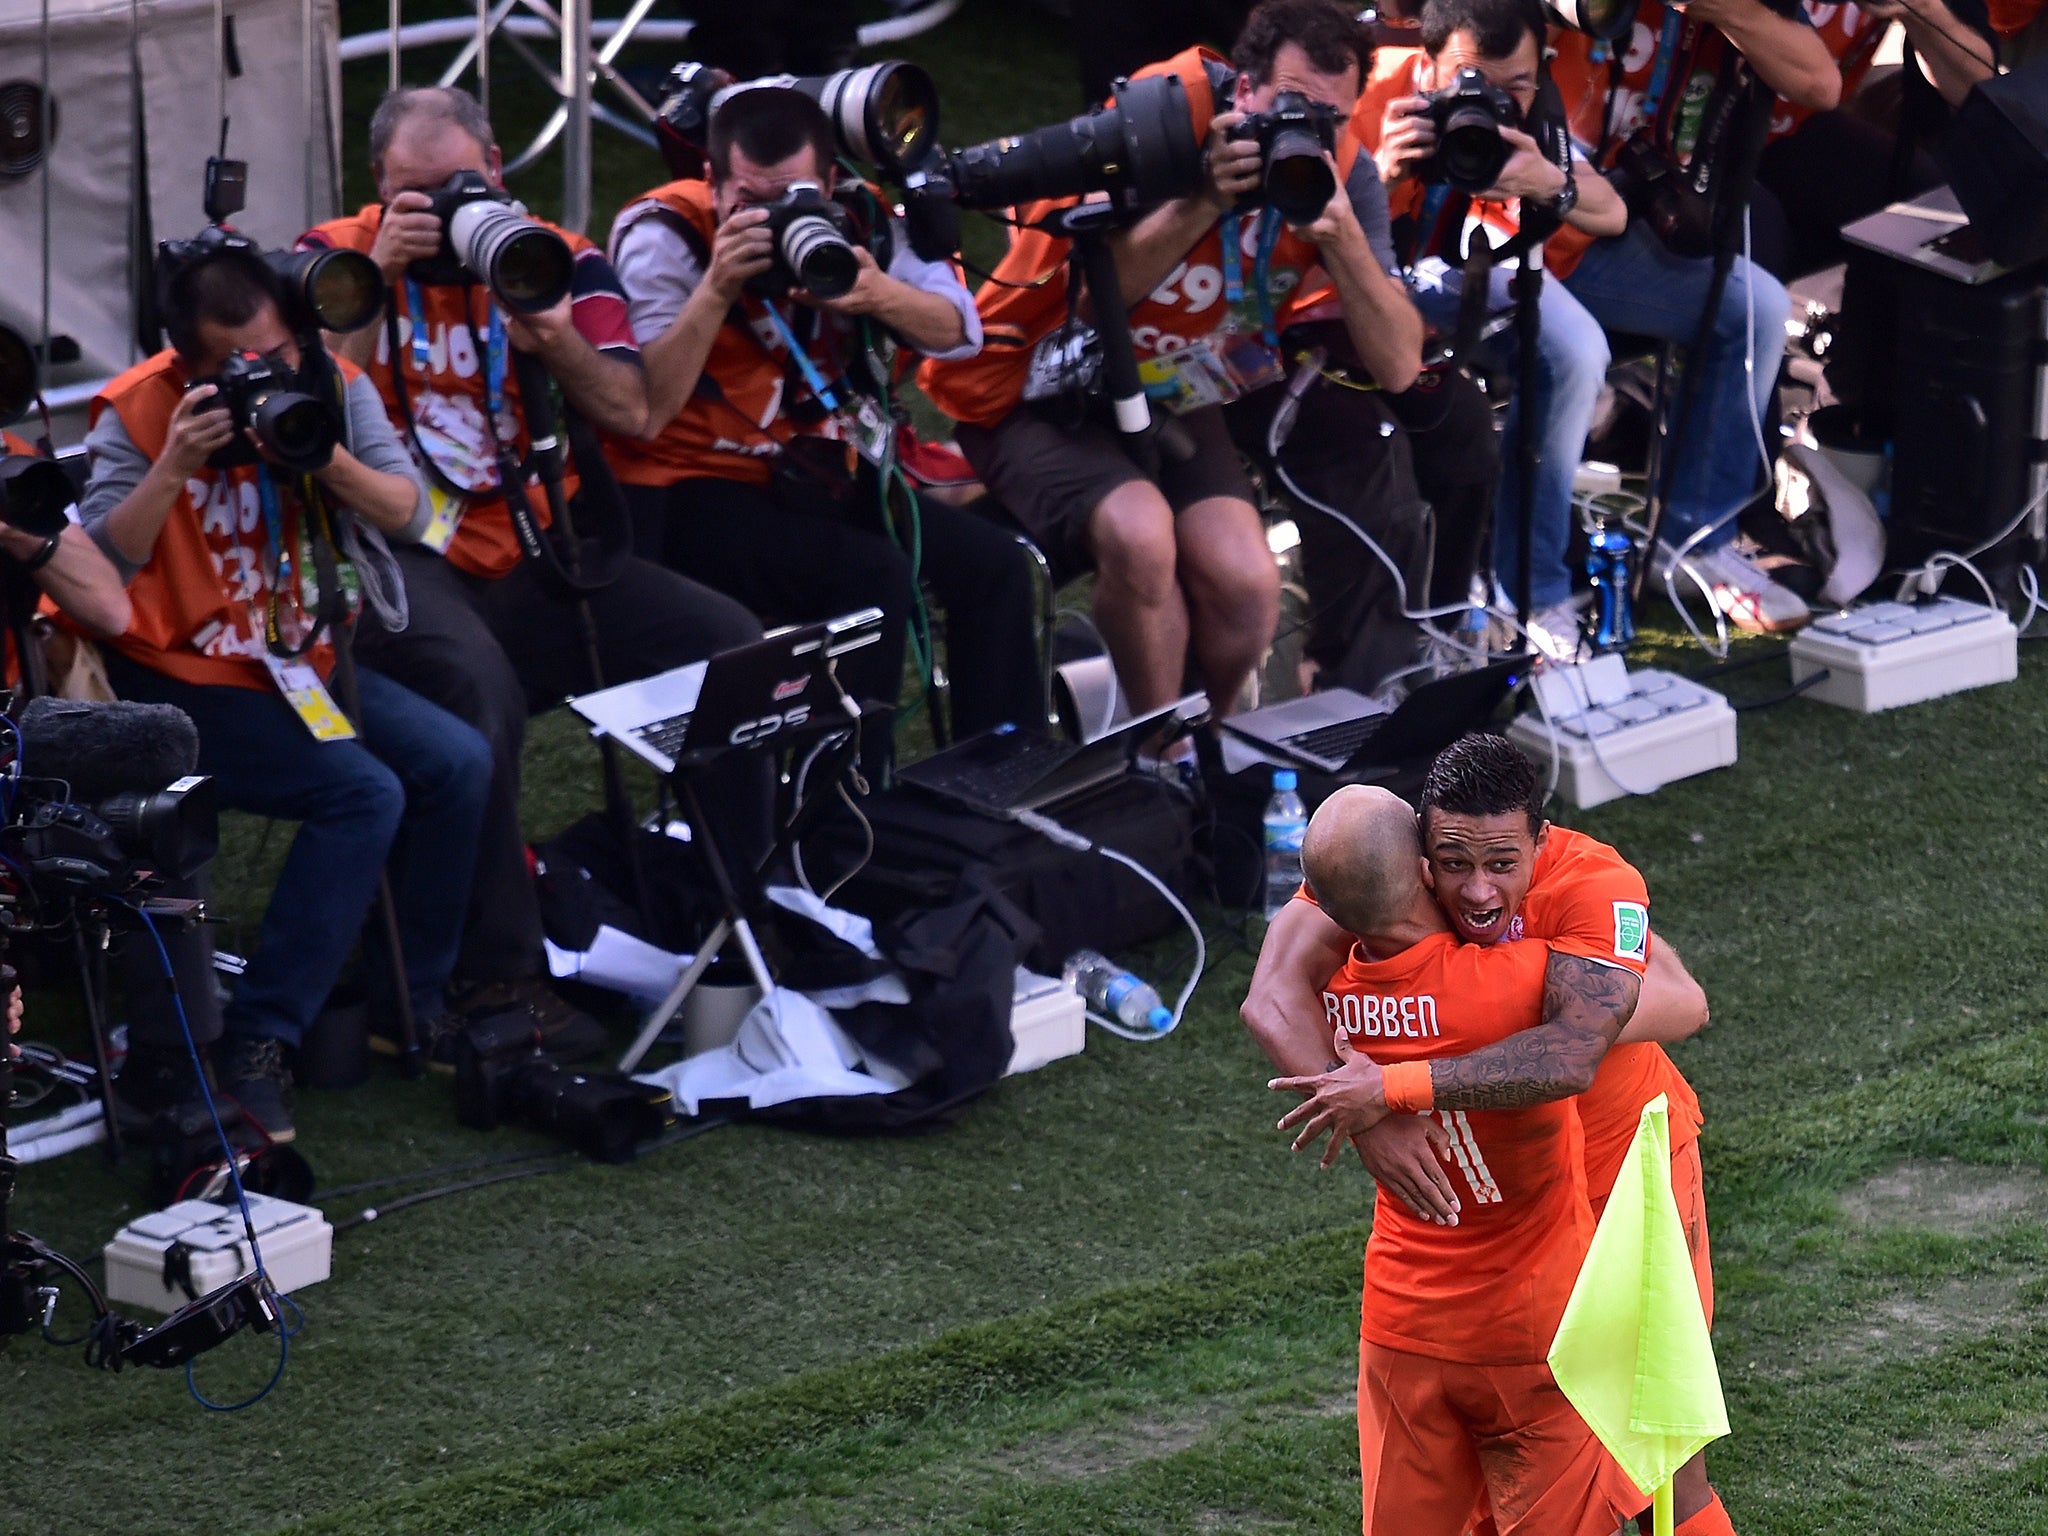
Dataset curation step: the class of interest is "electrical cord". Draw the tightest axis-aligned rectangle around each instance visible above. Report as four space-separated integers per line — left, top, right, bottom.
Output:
122 900 291 1411
1009 807 1205 1041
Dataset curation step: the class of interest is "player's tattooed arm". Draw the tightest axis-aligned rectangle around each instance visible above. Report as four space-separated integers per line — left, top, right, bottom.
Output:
1427 954 1641 1110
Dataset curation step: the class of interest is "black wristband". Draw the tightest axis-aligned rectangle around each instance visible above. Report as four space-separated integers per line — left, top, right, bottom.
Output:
20 534 60 573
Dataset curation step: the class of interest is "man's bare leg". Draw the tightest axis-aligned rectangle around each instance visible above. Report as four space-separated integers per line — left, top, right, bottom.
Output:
1087 479 1192 713
1175 493 1280 717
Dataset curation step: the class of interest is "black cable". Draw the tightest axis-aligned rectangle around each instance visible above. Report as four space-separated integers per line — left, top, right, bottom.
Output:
330 1115 736 1236
1730 668 1830 711
1683 643 1793 679
313 1147 568 1201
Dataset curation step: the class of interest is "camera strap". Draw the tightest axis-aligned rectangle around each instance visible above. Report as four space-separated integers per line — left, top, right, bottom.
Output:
760 301 841 414
1219 211 1285 347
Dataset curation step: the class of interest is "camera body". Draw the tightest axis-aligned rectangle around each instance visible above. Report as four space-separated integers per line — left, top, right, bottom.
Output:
747 182 863 301
405 170 575 315
1417 67 1522 195
1605 132 1715 258
453 1012 671 1163
195 349 339 475
6 774 217 897
1228 89 1339 224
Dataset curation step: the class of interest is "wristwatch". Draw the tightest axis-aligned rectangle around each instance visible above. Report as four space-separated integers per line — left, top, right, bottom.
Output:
1544 175 1579 220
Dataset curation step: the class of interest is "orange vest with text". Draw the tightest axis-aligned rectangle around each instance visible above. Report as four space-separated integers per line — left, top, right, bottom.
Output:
601 179 846 489
919 47 1364 428
86 351 339 691
304 204 572 579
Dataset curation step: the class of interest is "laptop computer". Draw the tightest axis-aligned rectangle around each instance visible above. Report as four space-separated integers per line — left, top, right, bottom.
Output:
899 693 1209 817
570 609 883 776
1222 657 1528 776
1841 185 2010 286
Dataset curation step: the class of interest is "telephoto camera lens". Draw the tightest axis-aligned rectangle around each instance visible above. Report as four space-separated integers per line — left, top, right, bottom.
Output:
251 392 339 474
946 72 1203 211
780 214 861 299
1544 0 1640 41
1423 69 1520 194
447 200 575 314
268 247 385 334
0 454 74 541
794 60 941 175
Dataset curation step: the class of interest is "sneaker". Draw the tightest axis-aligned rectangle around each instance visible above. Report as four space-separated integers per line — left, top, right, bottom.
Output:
368 1011 462 1073
1663 542 1811 634
450 978 607 1063
214 1035 295 1145
1524 599 1590 662
112 1042 210 1131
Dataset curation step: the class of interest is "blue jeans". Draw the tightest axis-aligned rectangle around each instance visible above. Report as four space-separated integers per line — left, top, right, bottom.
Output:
1410 228 1789 606
106 656 491 1047
1564 223 1789 550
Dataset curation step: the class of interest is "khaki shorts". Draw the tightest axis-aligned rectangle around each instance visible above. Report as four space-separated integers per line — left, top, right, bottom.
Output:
953 402 1256 574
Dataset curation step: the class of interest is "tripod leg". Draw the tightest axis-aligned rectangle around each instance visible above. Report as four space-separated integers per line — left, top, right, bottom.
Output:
73 925 124 1164
618 917 730 1073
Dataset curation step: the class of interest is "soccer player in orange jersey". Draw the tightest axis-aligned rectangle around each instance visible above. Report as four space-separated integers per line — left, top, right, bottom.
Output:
1300 786 1642 1536
1249 735 1732 1536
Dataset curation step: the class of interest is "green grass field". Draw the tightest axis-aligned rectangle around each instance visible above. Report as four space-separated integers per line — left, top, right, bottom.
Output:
8 4 2048 1532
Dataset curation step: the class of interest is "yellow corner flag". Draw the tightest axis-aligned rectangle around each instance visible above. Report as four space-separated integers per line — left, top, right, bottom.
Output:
1548 1093 1728 1532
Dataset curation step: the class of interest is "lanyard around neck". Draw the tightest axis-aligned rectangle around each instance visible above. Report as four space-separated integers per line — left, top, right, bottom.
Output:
403 278 507 417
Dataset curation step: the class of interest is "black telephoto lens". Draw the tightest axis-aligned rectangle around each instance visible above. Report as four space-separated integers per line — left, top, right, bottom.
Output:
0 454 74 541
251 392 339 474
269 248 384 334
947 72 1202 211
1263 130 1337 223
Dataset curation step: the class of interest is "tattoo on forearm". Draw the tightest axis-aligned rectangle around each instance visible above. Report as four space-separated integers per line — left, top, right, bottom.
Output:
1426 955 1642 1111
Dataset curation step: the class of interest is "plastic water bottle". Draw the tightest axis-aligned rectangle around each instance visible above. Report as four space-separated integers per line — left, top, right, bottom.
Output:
1063 949 1171 1034
1584 514 1635 652
1263 768 1308 921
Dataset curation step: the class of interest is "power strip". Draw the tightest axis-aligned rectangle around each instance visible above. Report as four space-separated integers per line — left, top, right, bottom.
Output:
1788 596 2018 713
1007 968 1085 1076
104 1194 332 1315
1506 654 1738 809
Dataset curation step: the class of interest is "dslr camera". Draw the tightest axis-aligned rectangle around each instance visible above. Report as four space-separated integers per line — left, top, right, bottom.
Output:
453 1011 671 1164
1416 67 1522 194
1227 90 1340 224
748 182 863 301
404 170 575 314
0 326 74 546
195 349 340 475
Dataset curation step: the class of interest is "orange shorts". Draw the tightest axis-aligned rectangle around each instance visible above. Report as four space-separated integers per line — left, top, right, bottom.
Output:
1590 1134 1714 1329
1357 1341 1643 1536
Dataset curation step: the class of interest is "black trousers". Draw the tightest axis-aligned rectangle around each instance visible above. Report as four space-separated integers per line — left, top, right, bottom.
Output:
1228 367 1496 694
356 546 762 985
624 478 1043 772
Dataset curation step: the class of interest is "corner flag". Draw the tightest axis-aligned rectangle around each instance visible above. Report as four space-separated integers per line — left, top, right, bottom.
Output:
1548 1093 1728 1529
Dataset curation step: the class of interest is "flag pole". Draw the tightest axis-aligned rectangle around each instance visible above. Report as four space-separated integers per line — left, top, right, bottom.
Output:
1654 1479 1675 1536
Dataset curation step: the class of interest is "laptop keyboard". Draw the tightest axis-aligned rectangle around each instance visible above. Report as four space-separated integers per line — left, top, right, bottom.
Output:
908 732 1079 806
635 712 694 762
1286 714 1384 763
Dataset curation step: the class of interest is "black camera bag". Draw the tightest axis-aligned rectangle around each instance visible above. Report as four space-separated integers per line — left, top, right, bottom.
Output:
813 774 1199 975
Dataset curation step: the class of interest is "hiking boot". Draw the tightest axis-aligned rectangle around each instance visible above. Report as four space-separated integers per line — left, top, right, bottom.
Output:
450 978 607 1062
214 1035 295 1145
368 1011 462 1074
112 1041 210 1131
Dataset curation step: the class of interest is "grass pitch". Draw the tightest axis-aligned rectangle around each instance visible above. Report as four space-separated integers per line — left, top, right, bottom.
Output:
8 4 2048 1532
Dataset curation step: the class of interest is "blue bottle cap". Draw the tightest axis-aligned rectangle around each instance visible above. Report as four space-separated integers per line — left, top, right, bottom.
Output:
1147 1005 1172 1032
1273 769 1298 790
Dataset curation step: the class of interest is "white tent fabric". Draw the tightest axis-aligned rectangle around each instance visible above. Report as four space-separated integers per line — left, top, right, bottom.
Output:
0 0 342 389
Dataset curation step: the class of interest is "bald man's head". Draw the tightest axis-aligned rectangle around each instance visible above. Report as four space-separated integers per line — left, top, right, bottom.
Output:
1301 786 1437 941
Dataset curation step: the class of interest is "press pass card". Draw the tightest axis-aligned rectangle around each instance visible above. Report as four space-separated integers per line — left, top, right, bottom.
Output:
1137 333 1285 413
264 656 358 743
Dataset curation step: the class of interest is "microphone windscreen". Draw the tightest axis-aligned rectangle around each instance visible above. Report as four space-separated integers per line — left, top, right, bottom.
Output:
17 697 202 802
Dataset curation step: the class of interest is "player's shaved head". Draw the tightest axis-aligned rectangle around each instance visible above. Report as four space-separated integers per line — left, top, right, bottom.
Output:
1302 786 1435 940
